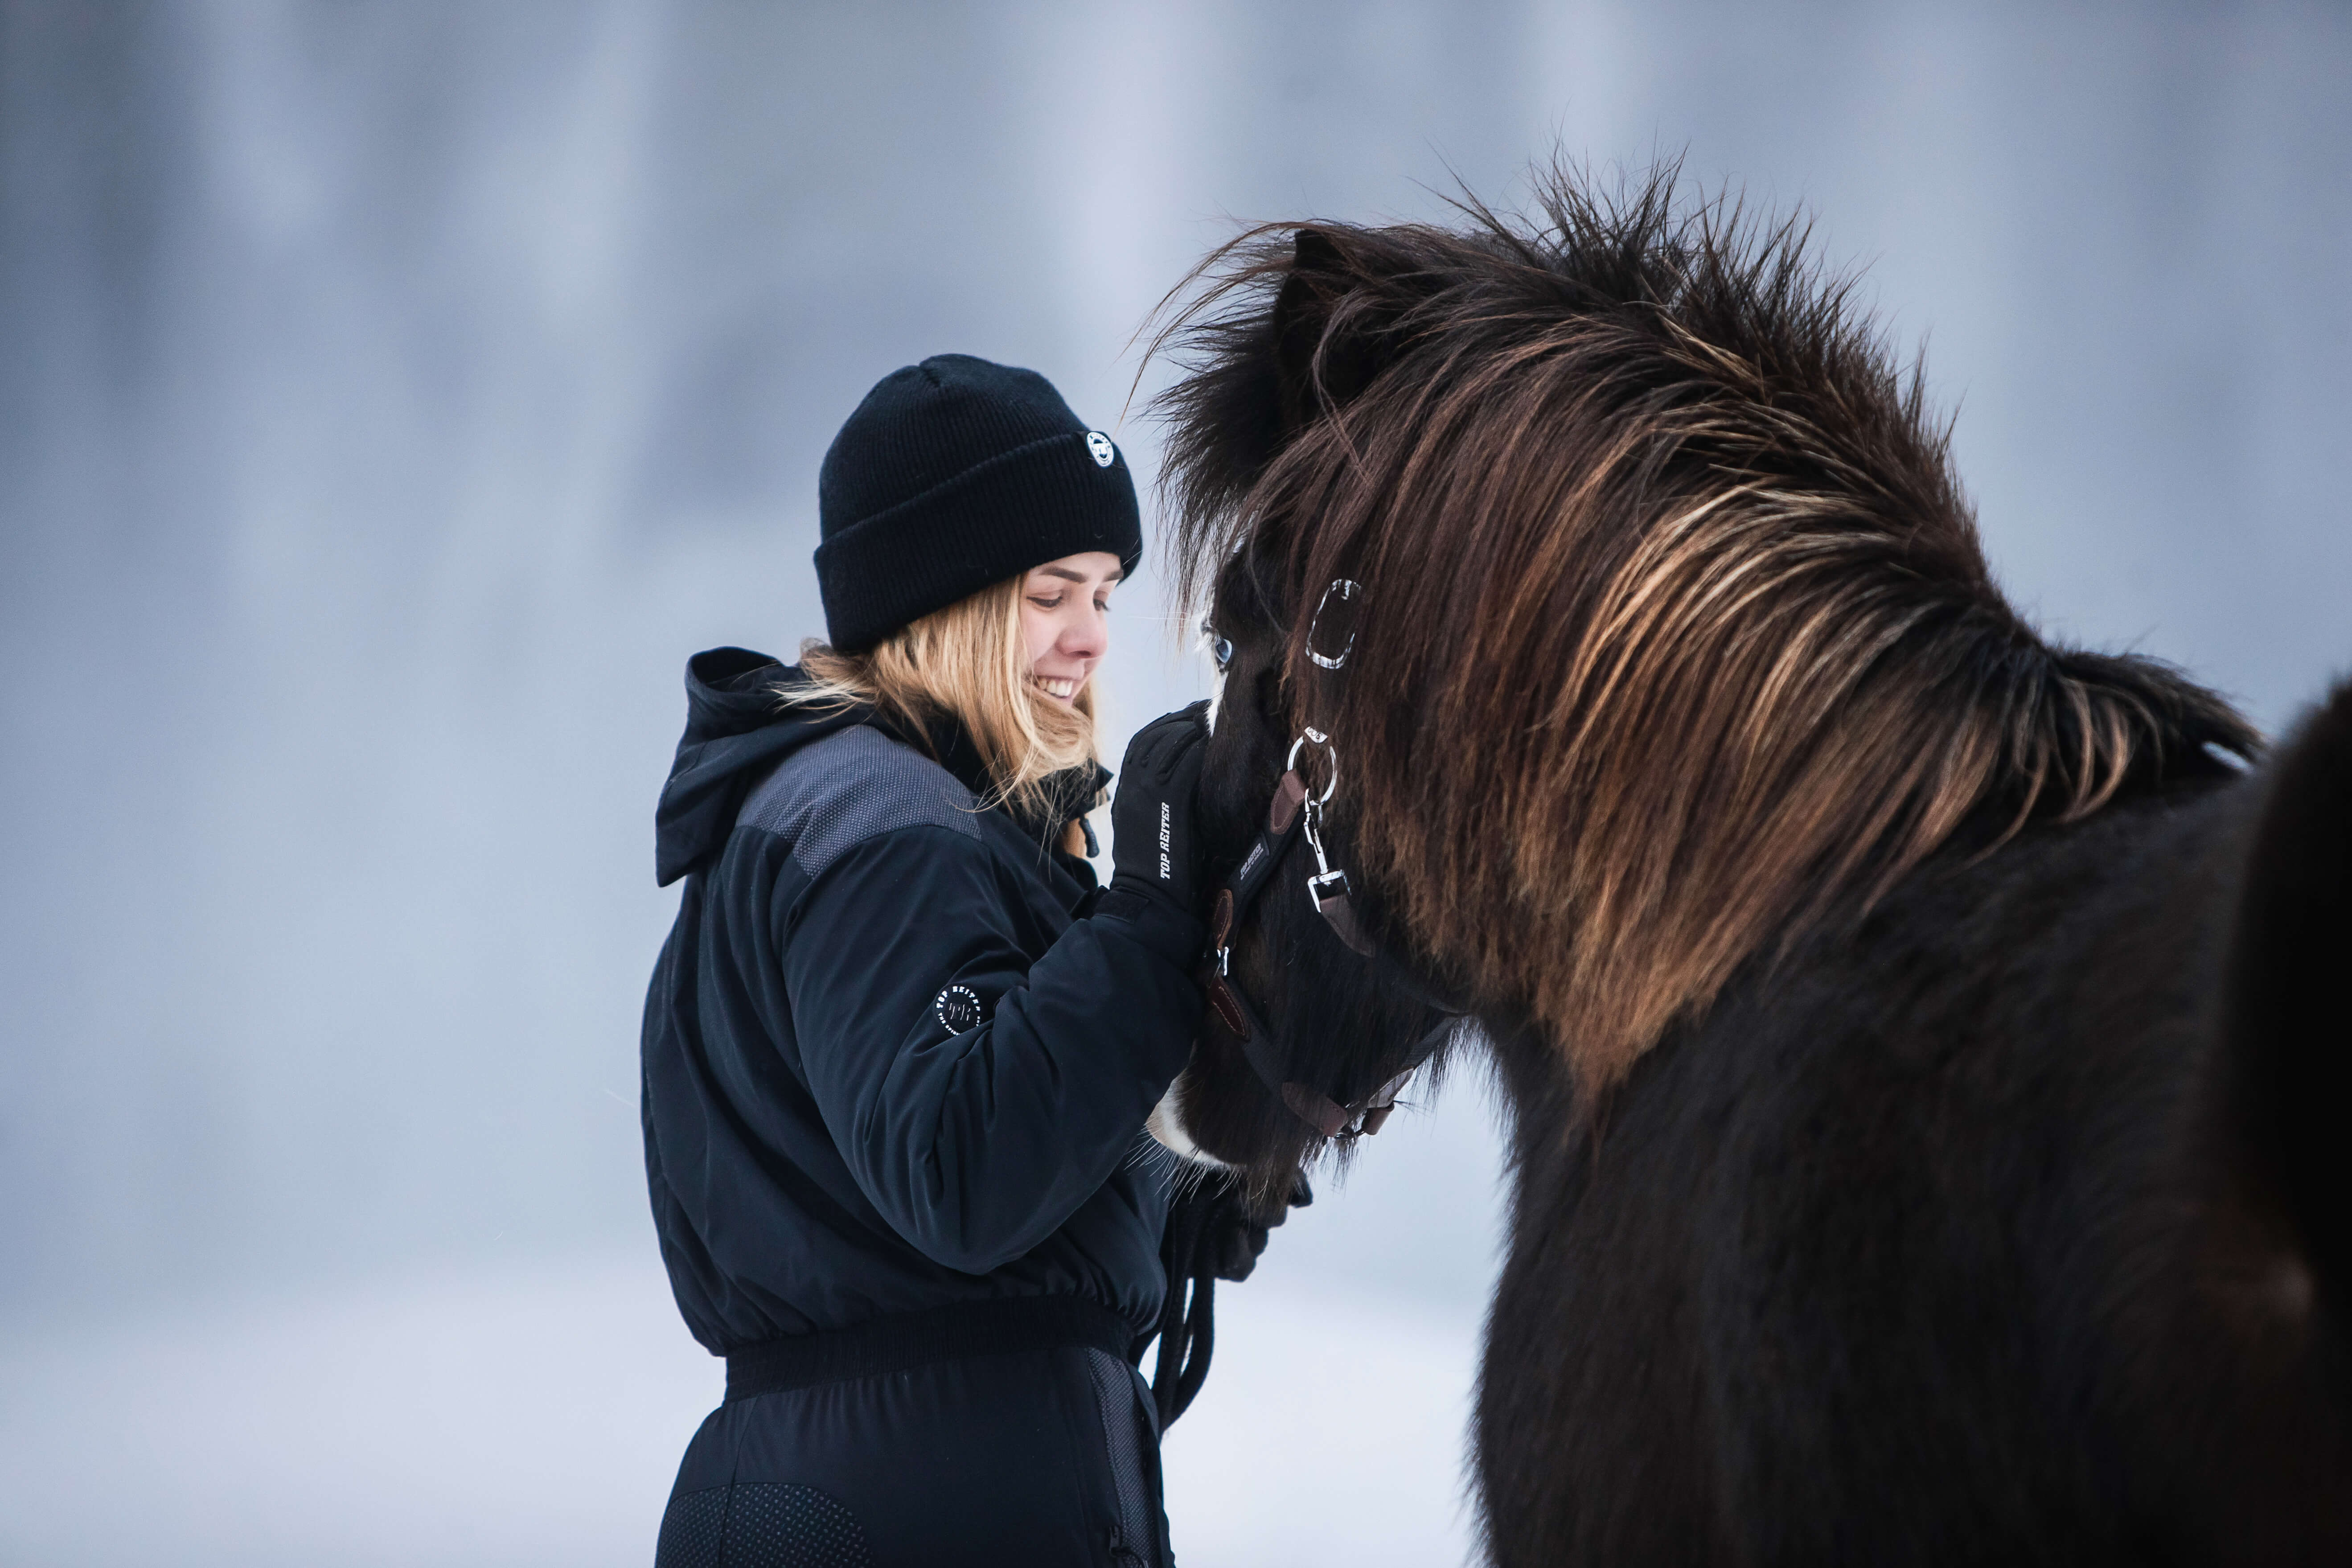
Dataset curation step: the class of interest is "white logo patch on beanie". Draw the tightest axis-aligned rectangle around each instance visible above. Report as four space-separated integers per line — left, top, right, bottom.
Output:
1085 431 1115 468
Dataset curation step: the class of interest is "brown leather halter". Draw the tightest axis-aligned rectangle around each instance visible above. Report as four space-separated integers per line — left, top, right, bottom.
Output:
1199 579 1462 1138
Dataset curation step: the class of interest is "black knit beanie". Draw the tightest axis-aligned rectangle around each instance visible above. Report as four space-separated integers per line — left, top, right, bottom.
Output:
814 353 1143 652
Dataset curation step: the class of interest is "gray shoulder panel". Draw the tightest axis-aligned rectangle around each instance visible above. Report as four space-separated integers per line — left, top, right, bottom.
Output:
737 724 983 879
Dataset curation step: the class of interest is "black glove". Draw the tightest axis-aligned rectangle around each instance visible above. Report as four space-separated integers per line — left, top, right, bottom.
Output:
1109 701 1212 919
1151 1167 1314 1426
1171 1168 1314 1284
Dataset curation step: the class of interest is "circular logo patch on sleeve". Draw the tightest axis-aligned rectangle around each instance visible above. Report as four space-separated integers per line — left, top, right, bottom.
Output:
1084 431 1115 468
933 984 985 1034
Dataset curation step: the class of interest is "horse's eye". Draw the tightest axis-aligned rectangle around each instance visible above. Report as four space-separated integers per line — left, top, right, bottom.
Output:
1211 635 1234 671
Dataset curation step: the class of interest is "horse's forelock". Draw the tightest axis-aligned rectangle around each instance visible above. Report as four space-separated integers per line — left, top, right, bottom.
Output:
1153 164 2259 1095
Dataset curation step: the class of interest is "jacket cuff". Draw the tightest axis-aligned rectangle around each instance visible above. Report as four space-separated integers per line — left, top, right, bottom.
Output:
1092 887 1207 967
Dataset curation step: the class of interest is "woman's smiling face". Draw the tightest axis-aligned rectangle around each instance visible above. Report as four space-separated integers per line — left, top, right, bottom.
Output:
1020 551 1121 702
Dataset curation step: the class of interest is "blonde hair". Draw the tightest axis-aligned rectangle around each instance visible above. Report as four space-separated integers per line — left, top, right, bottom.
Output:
785 575 1103 825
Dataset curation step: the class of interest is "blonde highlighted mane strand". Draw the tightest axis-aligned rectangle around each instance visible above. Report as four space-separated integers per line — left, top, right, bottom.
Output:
1153 165 2258 1096
786 576 1102 824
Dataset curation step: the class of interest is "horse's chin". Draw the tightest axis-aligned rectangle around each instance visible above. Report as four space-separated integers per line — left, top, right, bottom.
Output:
1145 1081 1234 1170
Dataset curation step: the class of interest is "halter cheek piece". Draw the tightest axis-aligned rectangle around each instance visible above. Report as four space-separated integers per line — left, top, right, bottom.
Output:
1150 582 1455 1431
1200 580 1463 1139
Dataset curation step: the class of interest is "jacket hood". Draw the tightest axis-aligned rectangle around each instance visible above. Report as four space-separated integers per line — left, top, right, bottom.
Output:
883 707 1111 854
654 648 865 886
654 646 1116 885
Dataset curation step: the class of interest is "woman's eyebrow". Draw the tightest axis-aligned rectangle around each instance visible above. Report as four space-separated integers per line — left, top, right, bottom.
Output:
1038 566 1124 585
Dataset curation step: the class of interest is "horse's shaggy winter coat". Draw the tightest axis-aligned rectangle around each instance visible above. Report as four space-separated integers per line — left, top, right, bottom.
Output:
1146 167 2350 1563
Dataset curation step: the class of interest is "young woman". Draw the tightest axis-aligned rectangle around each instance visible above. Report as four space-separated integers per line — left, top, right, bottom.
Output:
642 354 1222 1567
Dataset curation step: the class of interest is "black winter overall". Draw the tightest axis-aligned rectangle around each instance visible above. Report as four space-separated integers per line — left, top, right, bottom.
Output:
642 649 1203 1566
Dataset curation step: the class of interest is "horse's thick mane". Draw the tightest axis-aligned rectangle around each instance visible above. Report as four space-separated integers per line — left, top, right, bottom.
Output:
1152 165 2258 1094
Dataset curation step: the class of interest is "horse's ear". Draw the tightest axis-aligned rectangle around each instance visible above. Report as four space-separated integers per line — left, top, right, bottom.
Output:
1271 227 1396 431
1153 224 1416 536
2223 680 2352 1312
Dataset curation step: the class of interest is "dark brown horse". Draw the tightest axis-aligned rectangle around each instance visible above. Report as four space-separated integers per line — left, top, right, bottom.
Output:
1143 169 2352 1563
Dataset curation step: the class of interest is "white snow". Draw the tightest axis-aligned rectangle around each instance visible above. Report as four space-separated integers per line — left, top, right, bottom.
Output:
0 1252 1480 1566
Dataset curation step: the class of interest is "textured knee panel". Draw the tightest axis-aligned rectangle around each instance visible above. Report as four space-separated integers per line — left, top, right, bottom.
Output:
657 1482 872 1568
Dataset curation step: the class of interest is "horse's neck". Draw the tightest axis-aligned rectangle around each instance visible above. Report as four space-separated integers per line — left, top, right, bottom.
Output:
1477 770 2249 1160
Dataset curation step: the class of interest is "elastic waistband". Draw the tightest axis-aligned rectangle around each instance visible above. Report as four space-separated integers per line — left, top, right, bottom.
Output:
723 1296 1138 1404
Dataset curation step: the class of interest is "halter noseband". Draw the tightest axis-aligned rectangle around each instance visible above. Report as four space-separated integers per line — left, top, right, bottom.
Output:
1199 580 1462 1139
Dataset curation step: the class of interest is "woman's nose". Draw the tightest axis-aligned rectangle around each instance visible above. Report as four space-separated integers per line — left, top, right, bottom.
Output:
1062 606 1108 658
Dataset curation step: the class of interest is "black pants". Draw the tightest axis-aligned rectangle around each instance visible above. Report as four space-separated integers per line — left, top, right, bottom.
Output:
656 1303 1172 1568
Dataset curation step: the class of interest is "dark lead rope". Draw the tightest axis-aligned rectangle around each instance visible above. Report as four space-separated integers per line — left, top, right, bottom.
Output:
1148 1191 1219 1429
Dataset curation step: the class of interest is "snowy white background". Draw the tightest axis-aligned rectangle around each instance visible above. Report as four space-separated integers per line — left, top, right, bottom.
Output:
2 3 2347 1563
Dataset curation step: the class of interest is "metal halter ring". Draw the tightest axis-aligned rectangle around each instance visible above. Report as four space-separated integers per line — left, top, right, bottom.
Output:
1284 727 1339 805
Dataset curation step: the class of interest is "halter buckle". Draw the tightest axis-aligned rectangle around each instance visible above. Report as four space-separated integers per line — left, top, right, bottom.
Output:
1307 579 1363 671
